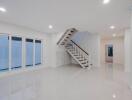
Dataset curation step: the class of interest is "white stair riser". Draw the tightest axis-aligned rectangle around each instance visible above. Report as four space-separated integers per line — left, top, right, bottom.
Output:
67 47 89 68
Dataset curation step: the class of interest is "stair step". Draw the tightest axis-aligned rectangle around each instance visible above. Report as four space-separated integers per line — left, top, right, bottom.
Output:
84 65 89 68
80 60 88 63
66 46 72 48
64 39 67 41
79 60 84 61
68 48 71 50
76 56 85 59
81 62 87 64
74 55 79 56
69 50 74 52
76 57 82 59
61 42 65 45
70 51 75 52
66 47 72 49
73 54 80 57
77 57 86 60
79 59 87 61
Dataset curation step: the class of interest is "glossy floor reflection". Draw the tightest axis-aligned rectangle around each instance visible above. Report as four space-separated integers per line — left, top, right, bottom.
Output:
40 64 132 100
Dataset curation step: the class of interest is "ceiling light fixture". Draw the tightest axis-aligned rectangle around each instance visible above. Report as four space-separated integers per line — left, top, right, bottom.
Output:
112 34 116 37
110 25 115 29
103 0 110 4
0 7 7 12
49 25 53 29
112 94 117 99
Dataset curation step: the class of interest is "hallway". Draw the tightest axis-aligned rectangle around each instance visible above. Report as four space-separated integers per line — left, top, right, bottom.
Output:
39 64 132 100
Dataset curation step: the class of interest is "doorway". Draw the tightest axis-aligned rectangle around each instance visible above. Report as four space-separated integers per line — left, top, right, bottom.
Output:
105 44 113 63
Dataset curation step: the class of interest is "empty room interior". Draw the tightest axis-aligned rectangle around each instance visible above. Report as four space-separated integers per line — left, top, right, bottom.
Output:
0 0 132 100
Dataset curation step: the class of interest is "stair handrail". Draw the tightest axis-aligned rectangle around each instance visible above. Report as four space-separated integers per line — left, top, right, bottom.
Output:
71 40 89 56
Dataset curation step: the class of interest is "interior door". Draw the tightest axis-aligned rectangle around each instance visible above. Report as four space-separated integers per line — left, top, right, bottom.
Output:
105 44 113 63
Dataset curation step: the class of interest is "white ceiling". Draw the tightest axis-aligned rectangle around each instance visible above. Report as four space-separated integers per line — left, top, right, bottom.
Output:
0 0 132 34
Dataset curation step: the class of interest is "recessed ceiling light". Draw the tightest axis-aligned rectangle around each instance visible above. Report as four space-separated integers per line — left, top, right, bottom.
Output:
112 94 116 99
0 7 7 12
103 0 110 4
110 25 115 29
49 25 53 29
112 34 116 37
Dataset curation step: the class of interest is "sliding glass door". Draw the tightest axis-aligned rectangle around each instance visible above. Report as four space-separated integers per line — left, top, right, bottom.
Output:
0 34 42 72
11 37 22 69
0 34 9 71
35 40 42 65
26 39 34 67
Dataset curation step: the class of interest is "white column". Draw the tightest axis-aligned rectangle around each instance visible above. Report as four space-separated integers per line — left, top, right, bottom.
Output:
124 30 131 72
125 11 132 89
130 11 132 88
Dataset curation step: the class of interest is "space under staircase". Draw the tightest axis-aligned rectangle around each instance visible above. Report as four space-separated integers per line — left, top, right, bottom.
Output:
57 28 90 68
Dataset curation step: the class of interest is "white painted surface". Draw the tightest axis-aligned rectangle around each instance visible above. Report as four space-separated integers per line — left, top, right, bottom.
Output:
72 32 100 67
0 0 131 34
101 37 124 65
124 12 132 89
0 21 71 68
0 67 44 100
0 21 71 100
50 33 71 67
0 21 49 100
124 29 131 72
0 64 131 100
39 64 132 100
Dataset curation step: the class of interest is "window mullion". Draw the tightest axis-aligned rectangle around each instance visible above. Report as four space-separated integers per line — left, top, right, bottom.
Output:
33 39 35 67
22 37 26 68
9 35 11 71
41 40 43 65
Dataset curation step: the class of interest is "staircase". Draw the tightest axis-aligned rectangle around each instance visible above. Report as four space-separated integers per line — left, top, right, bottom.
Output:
57 28 91 68
57 28 78 45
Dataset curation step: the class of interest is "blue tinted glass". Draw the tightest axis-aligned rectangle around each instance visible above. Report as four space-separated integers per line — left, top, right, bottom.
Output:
0 34 9 71
35 40 41 65
11 37 22 69
26 39 33 67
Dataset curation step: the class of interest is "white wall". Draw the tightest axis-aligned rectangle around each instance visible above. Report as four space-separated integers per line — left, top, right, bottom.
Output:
124 29 132 89
72 32 100 67
124 29 131 72
101 37 124 65
50 33 71 68
130 13 132 87
0 21 72 100
0 21 51 68
124 12 132 88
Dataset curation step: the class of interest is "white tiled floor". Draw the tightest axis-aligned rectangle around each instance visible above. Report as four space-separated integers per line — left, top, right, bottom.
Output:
0 64 132 100
40 64 132 100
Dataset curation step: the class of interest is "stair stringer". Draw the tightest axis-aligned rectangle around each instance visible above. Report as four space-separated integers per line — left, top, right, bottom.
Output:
67 49 86 68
